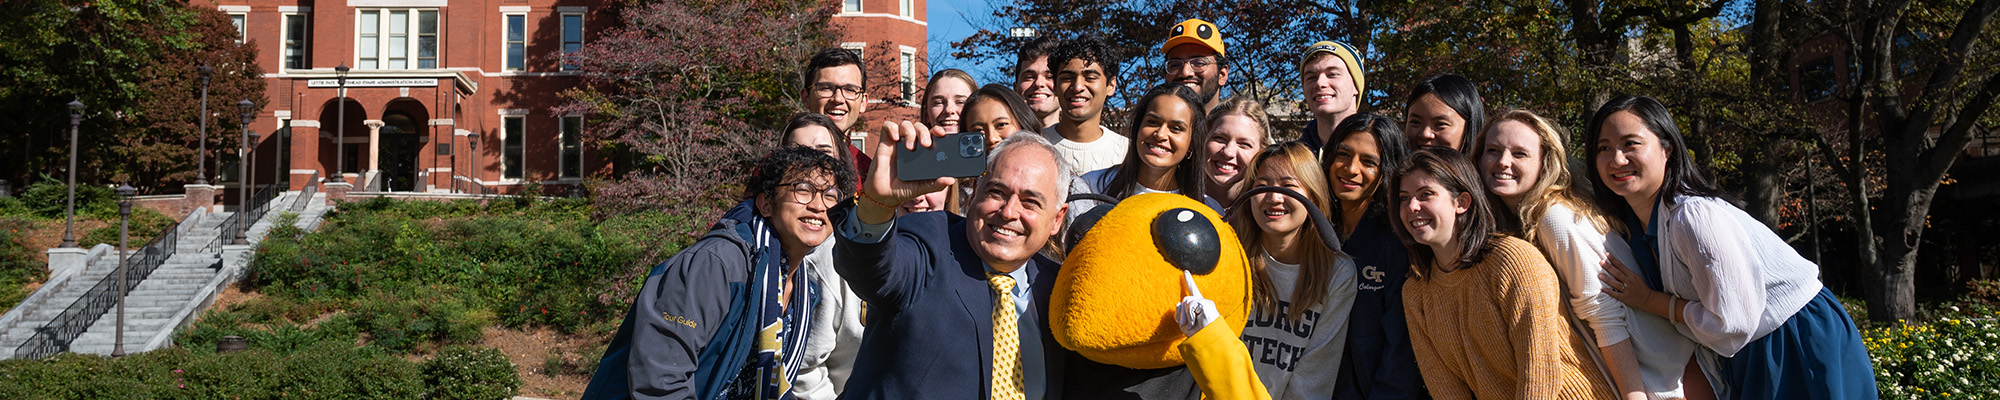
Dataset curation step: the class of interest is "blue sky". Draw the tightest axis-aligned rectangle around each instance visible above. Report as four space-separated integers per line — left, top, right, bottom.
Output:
927 0 1003 79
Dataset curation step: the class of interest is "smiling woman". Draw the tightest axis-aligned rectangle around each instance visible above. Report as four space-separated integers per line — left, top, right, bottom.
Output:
1389 148 1616 399
1067 84 1221 224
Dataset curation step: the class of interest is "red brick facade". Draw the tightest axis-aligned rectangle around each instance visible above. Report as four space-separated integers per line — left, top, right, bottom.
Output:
215 0 925 195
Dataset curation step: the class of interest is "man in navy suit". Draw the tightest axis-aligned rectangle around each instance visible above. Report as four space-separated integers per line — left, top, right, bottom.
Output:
834 120 1072 400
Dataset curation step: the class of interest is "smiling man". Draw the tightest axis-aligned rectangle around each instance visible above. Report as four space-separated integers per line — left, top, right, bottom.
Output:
584 146 857 400
1296 41 1368 155
1160 19 1229 109
1041 35 1128 178
836 121 1073 399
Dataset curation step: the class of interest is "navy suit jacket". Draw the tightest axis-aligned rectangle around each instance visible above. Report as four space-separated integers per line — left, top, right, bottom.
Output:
833 210 1067 400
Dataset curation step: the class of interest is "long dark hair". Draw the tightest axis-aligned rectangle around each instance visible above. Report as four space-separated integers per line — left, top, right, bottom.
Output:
1320 113 1411 234
967 83 1045 135
1582 95 1728 233
1104 84 1208 201
1405 74 1485 154
1389 148 1498 279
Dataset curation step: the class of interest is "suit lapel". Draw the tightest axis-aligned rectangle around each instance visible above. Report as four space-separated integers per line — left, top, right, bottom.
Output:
949 220 996 395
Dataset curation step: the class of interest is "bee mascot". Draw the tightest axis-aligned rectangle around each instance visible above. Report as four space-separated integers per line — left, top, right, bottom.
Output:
1056 186 1344 400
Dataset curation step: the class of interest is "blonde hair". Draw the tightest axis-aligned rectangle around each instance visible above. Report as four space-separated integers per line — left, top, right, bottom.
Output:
1477 109 1614 244
1229 142 1347 322
1207 97 1277 146
921 69 979 126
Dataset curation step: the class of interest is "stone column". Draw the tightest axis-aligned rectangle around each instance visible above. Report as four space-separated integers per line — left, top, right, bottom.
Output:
183 184 216 215
364 120 384 175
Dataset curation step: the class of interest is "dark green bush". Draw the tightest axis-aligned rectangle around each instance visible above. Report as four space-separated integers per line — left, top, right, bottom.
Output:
0 344 430 400
424 345 522 400
17 178 118 221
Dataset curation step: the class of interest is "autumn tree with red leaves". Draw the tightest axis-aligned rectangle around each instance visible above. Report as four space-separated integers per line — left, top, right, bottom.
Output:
558 0 838 218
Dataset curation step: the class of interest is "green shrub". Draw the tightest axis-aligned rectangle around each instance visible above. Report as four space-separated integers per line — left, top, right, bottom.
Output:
17 178 117 220
77 207 173 249
0 216 45 310
0 341 432 399
1867 318 2000 399
424 345 522 400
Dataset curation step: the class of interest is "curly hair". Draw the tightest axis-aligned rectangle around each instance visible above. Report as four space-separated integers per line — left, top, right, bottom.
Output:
743 145 858 207
1049 34 1121 84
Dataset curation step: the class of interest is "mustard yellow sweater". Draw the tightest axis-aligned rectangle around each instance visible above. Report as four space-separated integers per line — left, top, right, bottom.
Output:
1402 236 1615 400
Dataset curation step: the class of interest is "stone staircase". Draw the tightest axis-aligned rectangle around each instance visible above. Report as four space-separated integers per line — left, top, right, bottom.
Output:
0 190 333 358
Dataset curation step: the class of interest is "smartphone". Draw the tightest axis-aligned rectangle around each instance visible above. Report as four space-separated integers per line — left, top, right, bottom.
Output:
896 132 989 182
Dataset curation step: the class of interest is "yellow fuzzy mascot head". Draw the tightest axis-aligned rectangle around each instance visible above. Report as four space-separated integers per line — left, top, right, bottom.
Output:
1052 193 1253 369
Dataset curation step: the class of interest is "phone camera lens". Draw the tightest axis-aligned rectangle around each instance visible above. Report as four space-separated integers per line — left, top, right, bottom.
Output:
962 134 986 158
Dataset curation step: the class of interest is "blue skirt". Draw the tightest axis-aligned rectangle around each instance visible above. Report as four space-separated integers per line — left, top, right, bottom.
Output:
1721 288 1878 399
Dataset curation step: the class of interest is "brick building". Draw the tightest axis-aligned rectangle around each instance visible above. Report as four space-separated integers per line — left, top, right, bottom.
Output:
214 0 926 195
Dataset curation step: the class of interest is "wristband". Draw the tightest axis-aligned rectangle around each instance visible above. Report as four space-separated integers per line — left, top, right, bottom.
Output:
859 193 897 209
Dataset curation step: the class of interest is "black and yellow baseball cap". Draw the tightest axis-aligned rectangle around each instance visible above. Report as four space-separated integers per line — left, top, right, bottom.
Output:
1161 19 1225 58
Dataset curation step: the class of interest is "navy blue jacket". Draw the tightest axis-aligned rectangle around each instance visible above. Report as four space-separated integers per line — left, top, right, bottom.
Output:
1332 211 1429 400
832 210 1068 400
583 216 774 400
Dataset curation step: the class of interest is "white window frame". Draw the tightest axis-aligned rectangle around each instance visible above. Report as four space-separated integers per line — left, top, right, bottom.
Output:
899 49 916 105
502 11 527 71
230 13 248 43
354 8 439 70
281 12 310 70
501 114 526 182
843 0 862 13
559 11 585 71
899 0 912 18
559 115 584 179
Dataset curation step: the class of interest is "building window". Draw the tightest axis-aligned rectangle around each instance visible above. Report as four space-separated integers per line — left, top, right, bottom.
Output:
505 14 525 71
899 0 912 18
560 116 583 178
282 14 310 70
1800 57 1836 102
503 116 524 180
561 13 583 71
841 43 864 64
899 50 916 104
843 0 861 13
356 9 438 70
231 14 247 43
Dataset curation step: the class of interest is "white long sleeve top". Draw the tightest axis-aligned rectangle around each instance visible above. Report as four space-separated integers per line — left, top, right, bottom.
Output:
1656 195 1822 358
1534 203 1699 399
793 238 866 400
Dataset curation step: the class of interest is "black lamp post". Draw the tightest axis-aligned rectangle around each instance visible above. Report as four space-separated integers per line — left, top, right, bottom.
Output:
196 64 213 185
112 183 135 358
59 100 85 249
235 99 253 245
467 132 480 194
332 64 349 183
248 131 260 207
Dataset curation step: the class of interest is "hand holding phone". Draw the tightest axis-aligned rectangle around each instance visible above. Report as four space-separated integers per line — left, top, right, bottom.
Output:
895 132 988 182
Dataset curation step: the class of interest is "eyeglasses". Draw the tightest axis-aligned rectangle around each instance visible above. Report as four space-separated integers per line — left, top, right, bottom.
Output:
781 182 844 207
812 83 865 100
1165 57 1218 72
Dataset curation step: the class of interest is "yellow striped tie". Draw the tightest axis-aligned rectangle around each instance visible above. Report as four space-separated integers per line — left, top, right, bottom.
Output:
989 273 1025 400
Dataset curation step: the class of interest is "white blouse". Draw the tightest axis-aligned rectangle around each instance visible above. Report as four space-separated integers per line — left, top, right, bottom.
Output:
1535 203 1698 400
1656 195 1822 358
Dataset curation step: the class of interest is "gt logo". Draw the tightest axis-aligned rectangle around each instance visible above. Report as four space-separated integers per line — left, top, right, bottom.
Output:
1362 265 1386 282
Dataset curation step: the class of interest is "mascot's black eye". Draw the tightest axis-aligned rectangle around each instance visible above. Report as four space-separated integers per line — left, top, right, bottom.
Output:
1172 25 1185 36
1153 208 1219 275
1196 24 1213 40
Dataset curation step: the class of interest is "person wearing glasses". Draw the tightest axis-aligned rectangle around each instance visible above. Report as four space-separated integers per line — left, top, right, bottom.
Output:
1161 18 1229 110
801 48 874 176
585 146 858 400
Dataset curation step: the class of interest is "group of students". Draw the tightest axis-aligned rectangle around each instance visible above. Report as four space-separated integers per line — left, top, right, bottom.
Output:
582 18 1878 400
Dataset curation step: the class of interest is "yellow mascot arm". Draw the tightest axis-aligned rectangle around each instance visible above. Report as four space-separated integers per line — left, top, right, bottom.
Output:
1177 320 1272 400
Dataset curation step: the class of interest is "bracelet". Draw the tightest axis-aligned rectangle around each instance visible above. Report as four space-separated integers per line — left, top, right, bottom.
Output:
858 193 897 209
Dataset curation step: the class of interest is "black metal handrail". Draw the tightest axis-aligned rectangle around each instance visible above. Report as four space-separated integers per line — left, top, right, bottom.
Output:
203 182 282 253
291 171 320 212
14 211 185 359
